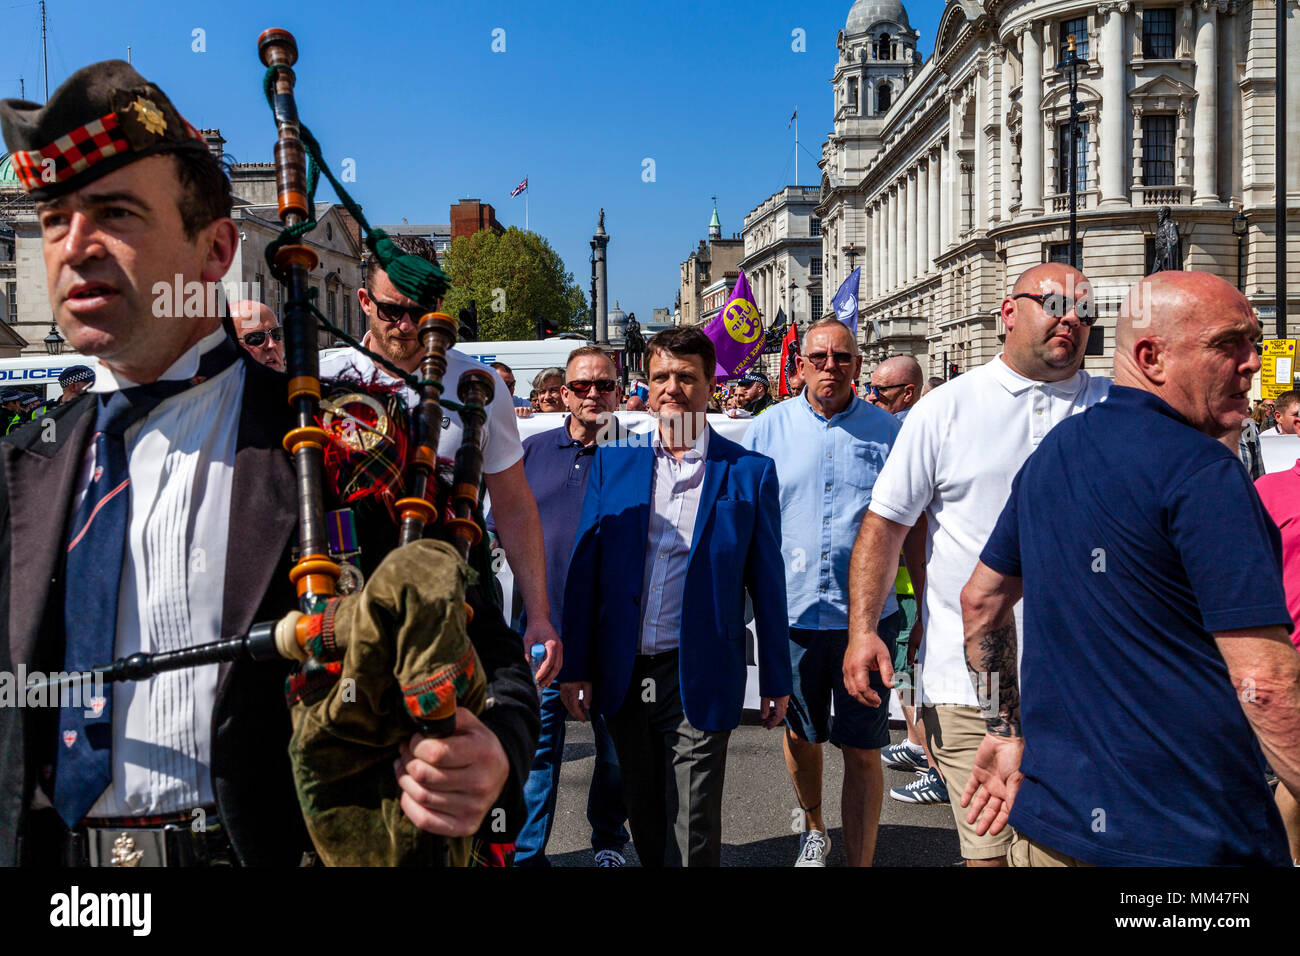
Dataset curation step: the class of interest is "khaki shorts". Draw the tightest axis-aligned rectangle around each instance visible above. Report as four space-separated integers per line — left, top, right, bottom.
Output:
1007 832 1093 868
921 703 1017 861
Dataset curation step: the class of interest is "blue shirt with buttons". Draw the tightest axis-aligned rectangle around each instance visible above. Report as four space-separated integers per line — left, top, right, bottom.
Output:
743 393 900 629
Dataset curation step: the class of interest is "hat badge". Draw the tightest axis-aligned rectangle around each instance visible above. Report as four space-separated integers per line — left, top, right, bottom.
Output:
127 96 167 136
62 730 77 748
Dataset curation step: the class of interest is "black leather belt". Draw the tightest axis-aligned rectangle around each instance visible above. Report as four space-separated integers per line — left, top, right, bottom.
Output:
21 807 236 867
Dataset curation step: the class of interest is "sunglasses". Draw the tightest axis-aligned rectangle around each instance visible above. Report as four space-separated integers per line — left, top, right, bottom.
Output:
1012 292 1097 325
371 299 427 325
803 350 855 369
566 379 618 395
868 382 907 398
241 328 283 347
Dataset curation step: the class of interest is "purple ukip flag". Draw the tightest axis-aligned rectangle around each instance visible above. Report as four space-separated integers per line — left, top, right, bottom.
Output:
703 268 765 379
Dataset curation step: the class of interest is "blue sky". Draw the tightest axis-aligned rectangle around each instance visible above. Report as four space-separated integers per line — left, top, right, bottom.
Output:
1 0 943 325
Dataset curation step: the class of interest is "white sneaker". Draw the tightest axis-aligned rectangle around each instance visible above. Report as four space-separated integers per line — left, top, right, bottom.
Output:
795 828 830 867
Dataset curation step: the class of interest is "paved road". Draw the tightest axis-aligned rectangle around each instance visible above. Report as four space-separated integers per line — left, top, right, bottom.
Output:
541 717 962 867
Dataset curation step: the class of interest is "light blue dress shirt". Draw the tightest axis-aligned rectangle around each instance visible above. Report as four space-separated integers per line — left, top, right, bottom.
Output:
743 394 900 629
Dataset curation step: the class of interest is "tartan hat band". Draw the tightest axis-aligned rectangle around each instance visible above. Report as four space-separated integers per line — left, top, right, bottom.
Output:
9 110 131 191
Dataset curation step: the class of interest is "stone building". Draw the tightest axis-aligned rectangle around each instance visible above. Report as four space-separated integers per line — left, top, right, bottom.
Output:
819 0 1300 381
677 202 744 326
741 184 825 334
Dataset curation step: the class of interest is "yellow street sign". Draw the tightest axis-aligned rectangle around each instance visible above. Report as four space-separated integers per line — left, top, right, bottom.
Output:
1261 339 1298 399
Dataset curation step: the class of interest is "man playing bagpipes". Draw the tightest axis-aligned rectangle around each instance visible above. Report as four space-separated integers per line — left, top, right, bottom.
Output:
0 58 539 867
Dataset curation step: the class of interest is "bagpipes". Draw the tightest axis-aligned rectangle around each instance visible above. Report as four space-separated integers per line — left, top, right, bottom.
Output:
34 29 496 866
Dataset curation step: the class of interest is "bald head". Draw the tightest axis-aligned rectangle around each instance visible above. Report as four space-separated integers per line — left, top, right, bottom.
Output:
1000 263 1094 382
868 354 924 413
1113 271 1261 440
231 299 284 371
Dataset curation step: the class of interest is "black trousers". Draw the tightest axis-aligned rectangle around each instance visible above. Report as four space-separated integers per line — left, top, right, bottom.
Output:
605 650 730 867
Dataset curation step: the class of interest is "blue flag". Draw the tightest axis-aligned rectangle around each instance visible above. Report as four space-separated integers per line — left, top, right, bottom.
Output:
832 267 861 337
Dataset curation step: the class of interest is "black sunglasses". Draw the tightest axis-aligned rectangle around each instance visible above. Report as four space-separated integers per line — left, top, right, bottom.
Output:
1012 292 1097 325
566 379 618 395
803 350 855 369
241 327 283 347
868 382 907 398
371 299 427 325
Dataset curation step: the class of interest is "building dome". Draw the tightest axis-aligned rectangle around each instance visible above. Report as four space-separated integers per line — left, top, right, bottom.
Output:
607 300 628 332
0 153 21 189
845 0 910 34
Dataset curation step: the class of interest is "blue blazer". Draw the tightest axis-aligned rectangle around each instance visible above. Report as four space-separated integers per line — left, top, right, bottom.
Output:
560 427 792 732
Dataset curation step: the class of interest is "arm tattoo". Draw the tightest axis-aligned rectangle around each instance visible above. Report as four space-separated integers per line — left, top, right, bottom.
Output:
967 622 1021 737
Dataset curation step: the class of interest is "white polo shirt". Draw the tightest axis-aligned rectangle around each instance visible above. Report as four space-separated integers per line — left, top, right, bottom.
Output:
320 335 523 475
867 355 1110 707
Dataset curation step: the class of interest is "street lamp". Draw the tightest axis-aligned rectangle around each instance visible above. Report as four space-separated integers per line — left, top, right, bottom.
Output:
1232 209 1248 292
789 279 799 329
1057 34 1083 269
842 241 858 278
43 321 63 355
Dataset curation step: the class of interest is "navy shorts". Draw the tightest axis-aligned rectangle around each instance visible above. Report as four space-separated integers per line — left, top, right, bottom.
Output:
784 611 899 750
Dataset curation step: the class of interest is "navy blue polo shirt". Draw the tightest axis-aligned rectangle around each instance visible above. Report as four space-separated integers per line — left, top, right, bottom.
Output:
519 417 611 632
980 386 1293 866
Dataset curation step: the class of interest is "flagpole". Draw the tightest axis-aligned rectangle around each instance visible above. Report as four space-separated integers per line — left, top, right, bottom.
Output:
525 188 529 232
794 107 799 186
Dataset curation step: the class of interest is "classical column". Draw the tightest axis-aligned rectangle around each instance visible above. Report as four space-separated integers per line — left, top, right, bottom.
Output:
1192 1 1218 204
947 91 961 243
940 141 952 250
1021 22 1045 214
928 148 942 273
869 205 878 300
1098 2 1129 206
998 43 1013 221
889 185 899 292
917 160 930 273
974 58 989 230
906 167 919 282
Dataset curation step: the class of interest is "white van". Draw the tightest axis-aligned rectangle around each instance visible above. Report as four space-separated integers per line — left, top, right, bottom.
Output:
453 337 594 400
0 353 99 402
318 337 595 402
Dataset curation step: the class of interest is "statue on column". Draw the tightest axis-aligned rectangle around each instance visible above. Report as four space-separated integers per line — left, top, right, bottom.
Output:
1150 206 1182 273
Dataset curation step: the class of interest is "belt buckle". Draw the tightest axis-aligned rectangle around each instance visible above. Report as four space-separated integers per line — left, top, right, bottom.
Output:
86 827 167 867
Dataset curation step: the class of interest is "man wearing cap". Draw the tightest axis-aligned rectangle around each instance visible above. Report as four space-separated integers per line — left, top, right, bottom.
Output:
735 370 775 416
56 365 95 405
2 390 28 435
0 61 537 867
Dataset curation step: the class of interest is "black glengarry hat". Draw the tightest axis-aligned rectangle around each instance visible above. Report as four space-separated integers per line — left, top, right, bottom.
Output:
0 59 206 201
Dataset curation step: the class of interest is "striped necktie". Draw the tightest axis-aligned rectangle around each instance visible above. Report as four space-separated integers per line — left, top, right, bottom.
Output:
53 336 240 826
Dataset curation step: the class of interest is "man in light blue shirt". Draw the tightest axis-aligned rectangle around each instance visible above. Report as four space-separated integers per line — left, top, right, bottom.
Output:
743 318 901 867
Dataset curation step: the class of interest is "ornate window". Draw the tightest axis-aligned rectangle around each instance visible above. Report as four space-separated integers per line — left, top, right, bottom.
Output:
1142 8 1176 59
1141 115 1176 186
847 77 859 114
1056 120 1091 192
875 32 891 60
810 256 823 278
810 217 822 237
877 81 892 112
5 281 15 325
1060 17 1089 60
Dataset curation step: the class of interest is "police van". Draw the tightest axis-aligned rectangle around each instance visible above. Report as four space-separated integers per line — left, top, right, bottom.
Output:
0 353 98 402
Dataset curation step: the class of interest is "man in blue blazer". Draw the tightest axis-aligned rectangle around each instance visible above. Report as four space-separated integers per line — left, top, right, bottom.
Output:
560 326 792 867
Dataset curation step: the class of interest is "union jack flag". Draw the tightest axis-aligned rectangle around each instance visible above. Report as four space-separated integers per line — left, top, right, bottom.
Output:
509 177 528 198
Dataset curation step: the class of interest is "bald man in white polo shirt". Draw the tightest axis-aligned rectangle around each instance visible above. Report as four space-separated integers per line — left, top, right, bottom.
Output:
844 263 1110 866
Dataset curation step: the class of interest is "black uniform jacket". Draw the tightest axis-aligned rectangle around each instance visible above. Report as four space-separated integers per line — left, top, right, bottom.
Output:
0 353 538 865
